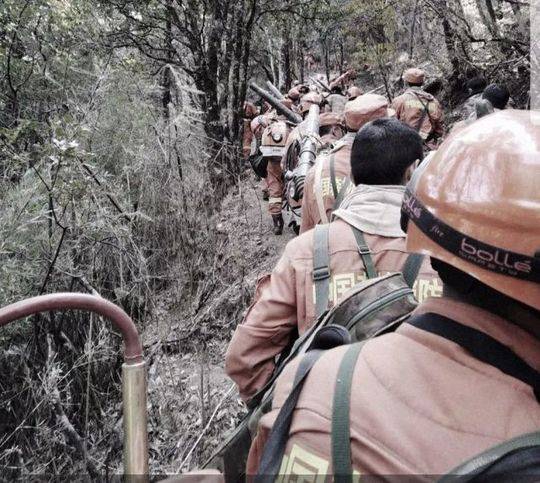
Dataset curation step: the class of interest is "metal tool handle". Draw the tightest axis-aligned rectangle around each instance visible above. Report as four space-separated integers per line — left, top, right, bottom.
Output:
0 293 149 478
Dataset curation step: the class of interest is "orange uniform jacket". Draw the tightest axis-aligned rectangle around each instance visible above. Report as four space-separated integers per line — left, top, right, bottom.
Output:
392 88 444 141
300 134 354 234
225 219 441 402
248 296 540 476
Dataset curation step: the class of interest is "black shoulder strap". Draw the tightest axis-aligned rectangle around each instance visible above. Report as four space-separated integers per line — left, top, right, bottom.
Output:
329 154 339 199
255 349 325 482
313 224 331 318
408 313 540 402
401 253 424 289
333 177 351 211
412 91 433 133
350 227 377 279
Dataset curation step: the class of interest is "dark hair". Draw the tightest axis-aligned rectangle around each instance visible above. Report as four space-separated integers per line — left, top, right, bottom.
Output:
331 85 343 94
466 76 487 96
482 83 510 110
431 258 540 318
350 118 423 185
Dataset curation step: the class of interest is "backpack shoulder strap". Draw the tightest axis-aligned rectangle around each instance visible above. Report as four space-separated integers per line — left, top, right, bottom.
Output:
439 431 540 482
313 224 331 318
314 156 330 224
331 342 365 480
333 177 351 212
349 226 377 279
329 154 339 199
401 253 424 288
408 313 540 401
255 349 325 482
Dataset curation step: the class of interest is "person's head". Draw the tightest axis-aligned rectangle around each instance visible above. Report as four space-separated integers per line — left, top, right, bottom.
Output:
401 110 540 315
243 101 258 120
403 68 425 87
331 85 343 95
343 94 395 132
287 87 301 102
482 83 510 110
350 118 423 186
318 112 345 142
250 115 267 136
465 76 487 96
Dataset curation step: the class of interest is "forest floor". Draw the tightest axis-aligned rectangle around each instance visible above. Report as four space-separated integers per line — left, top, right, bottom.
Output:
142 172 294 474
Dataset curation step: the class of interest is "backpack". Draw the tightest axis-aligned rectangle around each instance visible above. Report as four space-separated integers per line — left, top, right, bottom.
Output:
205 224 424 481
439 432 540 482
257 311 540 481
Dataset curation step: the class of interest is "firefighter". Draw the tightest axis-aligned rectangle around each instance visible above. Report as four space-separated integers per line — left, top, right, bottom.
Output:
286 87 301 109
242 101 258 159
225 118 441 402
260 120 291 235
461 76 487 119
280 92 324 234
250 115 270 200
300 94 395 234
247 110 540 477
451 83 511 134
392 67 444 150
325 85 347 114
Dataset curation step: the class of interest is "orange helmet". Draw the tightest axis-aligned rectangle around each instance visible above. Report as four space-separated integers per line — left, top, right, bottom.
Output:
299 92 322 115
319 112 343 128
287 87 301 101
402 110 540 310
346 86 363 100
343 94 394 131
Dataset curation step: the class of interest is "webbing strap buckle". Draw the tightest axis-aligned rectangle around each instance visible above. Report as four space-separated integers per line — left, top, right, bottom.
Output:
357 246 371 256
313 266 330 281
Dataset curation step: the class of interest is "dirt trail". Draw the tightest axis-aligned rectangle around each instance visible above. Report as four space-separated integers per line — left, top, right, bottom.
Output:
142 173 293 473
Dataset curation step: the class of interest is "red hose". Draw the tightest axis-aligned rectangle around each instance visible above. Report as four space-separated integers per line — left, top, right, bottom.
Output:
0 293 143 363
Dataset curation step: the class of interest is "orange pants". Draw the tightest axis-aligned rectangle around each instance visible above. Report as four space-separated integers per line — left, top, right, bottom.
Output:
266 159 283 216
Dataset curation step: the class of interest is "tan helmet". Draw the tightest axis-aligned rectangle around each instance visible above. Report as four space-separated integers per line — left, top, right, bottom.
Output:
343 93 395 131
319 112 343 128
402 110 540 310
403 67 425 85
287 87 301 101
299 92 323 115
346 86 363 100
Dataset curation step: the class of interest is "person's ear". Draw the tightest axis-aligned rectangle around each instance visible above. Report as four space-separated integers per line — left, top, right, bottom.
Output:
403 162 418 184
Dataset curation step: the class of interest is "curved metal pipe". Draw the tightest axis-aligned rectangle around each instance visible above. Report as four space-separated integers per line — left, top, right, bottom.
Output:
0 293 143 363
0 292 148 477
249 83 302 124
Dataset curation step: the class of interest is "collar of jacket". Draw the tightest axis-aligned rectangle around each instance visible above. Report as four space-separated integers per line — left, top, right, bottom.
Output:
332 184 406 238
330 132 356 153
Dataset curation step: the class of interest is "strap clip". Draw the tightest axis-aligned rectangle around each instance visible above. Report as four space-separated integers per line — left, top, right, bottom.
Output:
313 266 330 281
357 245 371 255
